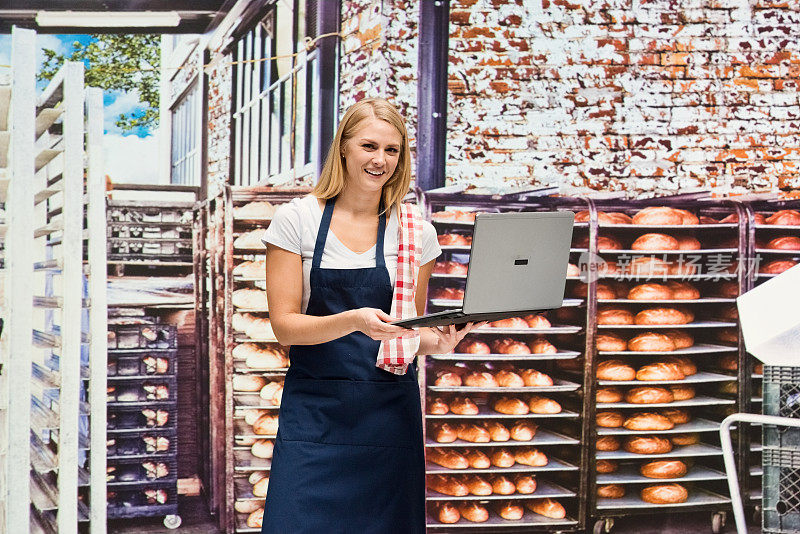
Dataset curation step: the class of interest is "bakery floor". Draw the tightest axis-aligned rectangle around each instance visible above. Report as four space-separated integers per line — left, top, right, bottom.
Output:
108 503 762 533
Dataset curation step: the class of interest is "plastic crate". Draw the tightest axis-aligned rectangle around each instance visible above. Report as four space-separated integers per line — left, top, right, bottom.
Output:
107 224 191 239
107 403 177 432
107 485 178 519
107 429 177 459
763 366 800 448
106 455 178 487
108 205 190 224
108 324 177 350
107 239 192 261
763 448 800 534
107 350 177 377
107 376 178 405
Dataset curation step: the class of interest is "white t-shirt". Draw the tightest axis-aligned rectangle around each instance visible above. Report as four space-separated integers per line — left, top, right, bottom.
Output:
262 195 441 313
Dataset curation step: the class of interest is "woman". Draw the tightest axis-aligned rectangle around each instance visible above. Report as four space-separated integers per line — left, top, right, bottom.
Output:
260 98 480 533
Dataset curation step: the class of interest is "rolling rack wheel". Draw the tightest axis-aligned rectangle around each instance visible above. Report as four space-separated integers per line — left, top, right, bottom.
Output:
749 505 762 525
711 511 726 534
163 514 182 529
593 517 615 534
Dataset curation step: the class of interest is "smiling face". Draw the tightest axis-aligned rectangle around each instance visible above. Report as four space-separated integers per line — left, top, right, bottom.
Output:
341 116 403 196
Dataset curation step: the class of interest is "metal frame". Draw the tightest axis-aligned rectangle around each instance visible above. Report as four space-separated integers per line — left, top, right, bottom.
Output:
314 0 340 181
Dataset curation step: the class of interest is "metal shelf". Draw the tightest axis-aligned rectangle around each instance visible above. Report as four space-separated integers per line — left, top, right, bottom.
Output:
597 321 736 330
597 395 735 409
596 487 730 511
597 371 736 386
597 464 727 484
425 457 579 475
429 378 580 395
426 405 579 421
597 443 722 460
426 428 579 448
426 479 576 501
430 350 581 362
598 343 738 356
427 510 578 529
596 418 721 436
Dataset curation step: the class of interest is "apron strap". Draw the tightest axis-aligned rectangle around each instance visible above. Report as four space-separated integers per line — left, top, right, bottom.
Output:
312 196 389 270
375 205 387 268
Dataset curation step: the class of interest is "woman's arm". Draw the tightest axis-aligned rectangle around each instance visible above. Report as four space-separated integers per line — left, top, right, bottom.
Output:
265 244 409 346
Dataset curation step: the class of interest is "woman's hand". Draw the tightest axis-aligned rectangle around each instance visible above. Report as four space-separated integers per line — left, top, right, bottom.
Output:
426 322 487 355
351 308 411 341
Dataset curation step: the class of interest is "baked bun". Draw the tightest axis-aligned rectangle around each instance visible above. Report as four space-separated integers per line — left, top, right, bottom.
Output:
233 259 267 278
492 338 531 355
767 209 800 226
456 339 491 354
496 501 524 520
597 459 619 473
766 236 800 250
489 316 530 329
661 408 691 425
232 375 267 392
641 483 688 504
669 385 696 401
234 230 266 249
450 396 478 415
253 414 279 435
527 395 563 414
596 333 629 352
464 474 497 495
513 474 537 494
760 259 798 274
623 412 675 431
514 447 548 467
464 372 499 388
567 263 581 276
496 370 525 388
427 448 469 470
437 234 472 247
665 281 700 300
232 288 268 310
713 281 740 298
596 436 621 451
640 460 688 479
465 449 491 469
482 421 511 442
597 387 624 403
251 439 274 459
632 207 684 225
510 421 538 441
624 436 673 454
427 475 468 497
597 484 626 498
433 423 458 443
597 360 636 381
628 283 673 300
663 330 695 349
716 327 739 345
596 410 625 428
435 502 461 524
609 212 634 224
670 433 701 446
524 314 552 328
573 281 618 299
625 387 675 404
520 369 553 387
599 235 623 250
699 215 719 224
456 423 491 443
490 448 516 468
628 256 671 277
632 233 679 251
427 397 449 415
526 498 566 519
597 306 635 325
635 362 685 381
246 508 264 528
718 354 738 371
459 501 489 523
493 397 529 415
661 355 697 376
634 307 692 325
628 332 676 352
675 235 702 250
244 345 288 370
435 372 462 387
235 500 263 514
529 337 558 354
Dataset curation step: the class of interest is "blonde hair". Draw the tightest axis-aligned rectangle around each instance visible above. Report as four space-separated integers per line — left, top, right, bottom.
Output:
313 98 411 214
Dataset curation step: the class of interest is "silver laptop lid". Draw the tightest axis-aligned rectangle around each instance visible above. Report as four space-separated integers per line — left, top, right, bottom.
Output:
462 211 575 315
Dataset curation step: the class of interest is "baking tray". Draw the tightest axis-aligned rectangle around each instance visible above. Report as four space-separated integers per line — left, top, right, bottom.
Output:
430 350 581 362
597 321 736 330
597 395 735 409
426 479 576 501
754 248 800 255
597 371 737 386
599 223 738 230
472 325 583 335
439 245 472 252
751 441 763 452
750 466 763 477
597 464 727 484
425 405 579 421
234 477 269 500
233 448 273 472
426 428 579 448
235 514 262 533
429 378 580 394
595 248 738 255
428 298 584 308
599 274 738 280
232 362 288 374
234 336 279 343
754 224 800 231
234 419 276 440
233 276 267 282
426 509 577 529
596 487 730 511
599 298 736 304
426 457 578 475
596 417 721 436
234 393 282 409
598 343 738 356
597 442 722 460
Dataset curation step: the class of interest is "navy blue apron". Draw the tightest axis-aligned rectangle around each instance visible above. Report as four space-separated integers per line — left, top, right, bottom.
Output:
261 198 425 534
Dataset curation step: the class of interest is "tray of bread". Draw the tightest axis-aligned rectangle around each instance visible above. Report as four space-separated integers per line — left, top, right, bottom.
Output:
234 393 282 409
425 453 578 475
597 463 726 485
233 416 278 440
431 349 580 362
597 321 736 329
598 343 737 356
597 441 721 460
425 477 575 501
233 448 273 472
595 417 721 436
234 475 270 500
425 401 578 420
429 378 580 394
427 500 577 528
596 370 736 387
596 395 734 409
596 486 730 510
426 427 579 448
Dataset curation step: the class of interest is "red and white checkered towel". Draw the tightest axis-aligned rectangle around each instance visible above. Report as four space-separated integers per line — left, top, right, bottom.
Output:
377 203 423 375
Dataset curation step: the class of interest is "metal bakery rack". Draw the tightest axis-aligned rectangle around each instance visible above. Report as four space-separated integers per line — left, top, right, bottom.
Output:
3 29 108 534
419 186 588 532
197 185 310 534
580 194 748 534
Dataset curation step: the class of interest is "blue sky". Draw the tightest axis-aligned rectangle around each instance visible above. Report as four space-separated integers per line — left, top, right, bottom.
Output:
0 33 160 183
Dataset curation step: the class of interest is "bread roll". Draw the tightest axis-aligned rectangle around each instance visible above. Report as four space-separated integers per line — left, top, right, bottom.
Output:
427 475 469 497
251 439 274 459
464 372 499 388
489 316 530 329
767 209 800 226
437 233 472 247
628 283 674 300
521 369 553 387
665 281 700 300
489 475 517 495
625 387 675 404
524 314 552 328
259 381 282 401
232 288 268 310
427 397 449 415
233 259 267 278
493 397 530 415
252 476 270 498
670 433 700 446
232 312 256 332
463 475 493 496
597 387 624 403
529 337 558 354
660 408 691 425
635 362 685 381
676 235 702 250
596 332 629 352
717 304 739 321
483 421 511 442
628 256 671 277
246 346 288 369
609 212 634 224
458 502 489 523
760 259 798 274
496 501 524 520
496 370 525 388
641 483 688 504
669 385 696 401
514 474 537 494
663 330 695 350
573 281 617 299
234 229 266 249
597 484 626 498
596 459 619 473
433 423 458 443
527 395 562 414
597 360 636 381
628 332 676 352
596 411 625 428
235 500 263 514
510 421 538 441
435 502 461 524
435 372 462 387
598 306 635 325
640 460 688 479
632 233 679 251
514 447 548 467
526 498 566 519
490 448 516 468
596 436 621 451
623 412 675 431
253 414 279 435
246 508 264 528
766 236 800 250
624 436 673 454
427 448 469 469
464 449 491 469
718 381 739 395
661 355 697 376
576 234 623 251
674 209 700 225
718 354 738 371
248 471 268 485
235 201 276 219
456 339 491 354
491 338 531 355
567 263 581 276
456 423 491 443
233 375 267 392
632 207 684 225
634 307 692 325
716 328 739 345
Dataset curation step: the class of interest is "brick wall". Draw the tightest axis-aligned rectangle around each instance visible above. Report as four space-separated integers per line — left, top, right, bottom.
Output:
445 0 800 196
206 50 232 197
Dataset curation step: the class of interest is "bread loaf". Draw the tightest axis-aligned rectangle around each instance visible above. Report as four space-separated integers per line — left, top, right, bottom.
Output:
718 354 738 371
245 346 288 369
456 339 491 354
252 476 270 498
623 412 675 431
232 374 267 392
767 209 800 226
251 439 274 459
628 256 671 277
496 370 525 388
660 408 691 425
597 484 626 498
232 288 268 310
427 475 469 497
496 501 524 520
514 447 548 467
596 333 629 352
641 483 688 504
246 508 264 528
526 498 566 519
663 329 695 349
661 355 697 376
463 475 493 496
628 332 676 352
245 318 276 340
489 475 517 495
433 423 458 443
514 474 537 494
634 307 693 325
483 421 511 442
628 283 673 300
668 385 696 401
676 235 702 250
573 281 617 299
465 449 491 469
427 397 449 415
529 337 558 354
640 460 687 479
435 502 460 524
597 306 635 325
489 316 530 329
665 281 700 300
490 448 516 468
624 436 673 454
437 233 472 247
596 411 625 428
524 314 552 328
492 338 532 355
235 500 262 514
456 423 490 443
427 448 469 469
760 259 798 274
464 372 498 388
766 236 800 250
510 421 538 441
521 368 554 387
632 233 679 251
527 395 562 414
625 387 675 404
670 433 700 446
597 360 636 381
458 501 489 523
636 362 685 381
493 397 530 415
674 209 700 225
596 436 621 451
235 201 276 219
234 230 267 249
597 387 624 403
435 372 462 387
596 459 619 473
233 260 267 278
632 207 684 225
253 414 279 435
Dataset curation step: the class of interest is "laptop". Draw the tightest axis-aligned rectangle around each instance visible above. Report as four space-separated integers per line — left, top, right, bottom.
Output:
393 211 575 328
